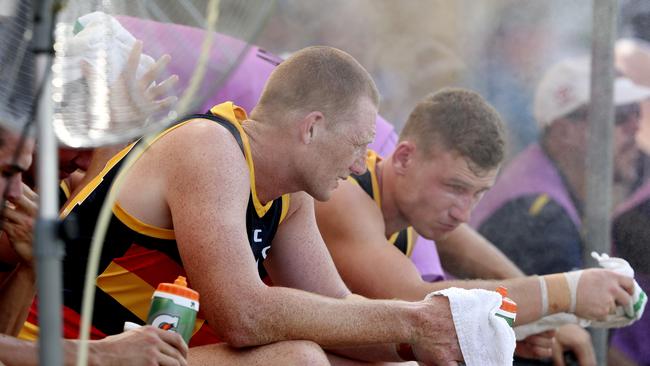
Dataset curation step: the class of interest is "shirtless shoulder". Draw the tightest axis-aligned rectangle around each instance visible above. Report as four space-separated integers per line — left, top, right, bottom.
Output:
116 118 250 229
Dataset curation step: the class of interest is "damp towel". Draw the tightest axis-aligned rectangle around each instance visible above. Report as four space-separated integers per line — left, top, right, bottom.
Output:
63 11 155 85
428 287 516 366
590 252 647 328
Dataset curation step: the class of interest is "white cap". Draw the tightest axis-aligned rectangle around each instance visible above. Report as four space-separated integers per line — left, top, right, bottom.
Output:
533 56 650 129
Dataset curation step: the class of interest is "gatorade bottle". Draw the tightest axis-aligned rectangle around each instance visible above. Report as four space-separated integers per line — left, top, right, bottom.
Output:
146 276 199 343
494 286 517 327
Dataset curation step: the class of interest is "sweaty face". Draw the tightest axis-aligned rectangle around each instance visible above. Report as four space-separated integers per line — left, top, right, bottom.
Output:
0 133 34 202
309 97 377 201
398 148 498 241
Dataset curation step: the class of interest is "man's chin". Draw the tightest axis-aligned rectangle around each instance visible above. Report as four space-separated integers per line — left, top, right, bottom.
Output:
419 227 454 242
309 189 332 202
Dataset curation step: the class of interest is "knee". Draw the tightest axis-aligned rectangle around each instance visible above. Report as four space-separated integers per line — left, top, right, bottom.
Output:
285 340 329 366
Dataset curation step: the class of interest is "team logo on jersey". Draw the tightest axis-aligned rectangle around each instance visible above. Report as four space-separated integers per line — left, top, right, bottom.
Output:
253 229 263 242
151 314 179 332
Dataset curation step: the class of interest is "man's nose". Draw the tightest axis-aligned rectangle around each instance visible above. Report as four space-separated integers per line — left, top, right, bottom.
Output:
449 198 473 224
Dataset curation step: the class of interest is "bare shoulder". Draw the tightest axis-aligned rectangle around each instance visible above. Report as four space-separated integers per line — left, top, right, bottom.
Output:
161 118 251 193
314 178 384 234
156 118 246 170
283 191 313 220
116 117 251 228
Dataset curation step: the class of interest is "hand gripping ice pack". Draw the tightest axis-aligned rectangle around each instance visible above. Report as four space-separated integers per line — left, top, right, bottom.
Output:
591 252 647 327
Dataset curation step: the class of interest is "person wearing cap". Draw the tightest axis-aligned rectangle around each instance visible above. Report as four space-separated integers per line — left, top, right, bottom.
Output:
469 56 650 364
605 38 650 366
471 55 650 276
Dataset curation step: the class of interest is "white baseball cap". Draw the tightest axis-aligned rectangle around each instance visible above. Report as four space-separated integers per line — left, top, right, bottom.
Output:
533 56 650 129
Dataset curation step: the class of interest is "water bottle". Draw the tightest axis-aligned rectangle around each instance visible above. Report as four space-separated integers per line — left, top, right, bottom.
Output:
146 275 200 343
495 286 517 327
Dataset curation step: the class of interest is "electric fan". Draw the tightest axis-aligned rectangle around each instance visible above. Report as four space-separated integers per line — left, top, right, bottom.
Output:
0 1 275 365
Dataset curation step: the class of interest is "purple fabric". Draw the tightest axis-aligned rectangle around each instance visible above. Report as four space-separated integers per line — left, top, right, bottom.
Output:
610 274 650 365
410 237 445 282
470 144 581 229
117 16 445 282
614 180 650 217
119 15 397 154
610 183 650 365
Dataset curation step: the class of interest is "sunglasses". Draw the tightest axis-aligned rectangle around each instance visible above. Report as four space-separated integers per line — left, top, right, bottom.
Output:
565 103 641 126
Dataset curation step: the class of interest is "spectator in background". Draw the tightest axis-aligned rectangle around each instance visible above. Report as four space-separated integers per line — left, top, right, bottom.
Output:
472 56 649 275
471 55 650 365
606 37 650 366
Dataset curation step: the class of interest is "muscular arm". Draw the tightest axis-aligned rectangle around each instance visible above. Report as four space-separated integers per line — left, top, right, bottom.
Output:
315 180 592 326
436 223 525 279
161 121 454 355
266 192 405 362
0 263 34 335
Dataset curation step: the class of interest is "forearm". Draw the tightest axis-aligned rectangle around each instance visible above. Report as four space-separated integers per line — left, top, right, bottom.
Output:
326 344 404 363
424 274 578 326
0 263 35 335
324 294 409 362
217 286 439 350
437 224 524 279
0 334 38 365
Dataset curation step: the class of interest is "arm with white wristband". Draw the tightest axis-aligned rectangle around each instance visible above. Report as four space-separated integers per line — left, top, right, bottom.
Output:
515 253 647 339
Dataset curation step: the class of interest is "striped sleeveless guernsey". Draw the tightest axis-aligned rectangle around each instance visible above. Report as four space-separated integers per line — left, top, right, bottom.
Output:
348 150 415 256
20 102 290 347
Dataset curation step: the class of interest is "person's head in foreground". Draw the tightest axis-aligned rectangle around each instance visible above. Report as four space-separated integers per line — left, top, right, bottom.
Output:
252 46 379 201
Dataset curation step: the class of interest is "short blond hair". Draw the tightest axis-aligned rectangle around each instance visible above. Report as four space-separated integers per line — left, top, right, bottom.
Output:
255 46 379 124
400 88 505 172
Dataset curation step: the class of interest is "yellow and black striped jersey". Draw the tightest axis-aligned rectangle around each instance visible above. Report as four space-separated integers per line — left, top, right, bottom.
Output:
22 102 290 347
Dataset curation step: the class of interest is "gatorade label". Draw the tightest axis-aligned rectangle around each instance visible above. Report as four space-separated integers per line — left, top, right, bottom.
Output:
495 286 517 327
146 291 198 343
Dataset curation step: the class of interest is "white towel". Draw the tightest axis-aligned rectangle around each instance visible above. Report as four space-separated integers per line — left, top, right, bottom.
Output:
61 11 155 85
589 252 647 328
428 287 516 366
514 313 590 340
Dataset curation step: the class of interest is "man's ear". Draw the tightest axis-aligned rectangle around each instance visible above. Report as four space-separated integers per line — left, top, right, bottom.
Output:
392 141 416 175
299 111 324 144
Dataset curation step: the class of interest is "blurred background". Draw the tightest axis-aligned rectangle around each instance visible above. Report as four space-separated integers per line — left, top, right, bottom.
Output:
257 0 594 160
